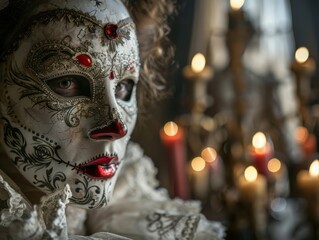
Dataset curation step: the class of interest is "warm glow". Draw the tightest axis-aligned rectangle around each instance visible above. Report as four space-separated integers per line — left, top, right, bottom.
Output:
230 0 245 10
191 53 206 73
244 166 258 182
201 147 217 163
252 132 267 149
191 157 206 172
309 160 319 177
295 126 309 143
295 47 309 64
163 121 178 136
202 118 215 131
268 158 281 173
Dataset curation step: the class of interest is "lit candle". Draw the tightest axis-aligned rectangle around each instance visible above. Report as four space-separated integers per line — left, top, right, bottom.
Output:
182 53 213 80
297 160 319 223
249 132 273 177
267 158 289 197
189 156 209 199
237 166 267 202
201 147 224 190
160 121 189 199
230 0 245 10
295 126 317 160
297 159 319 197
192 53 206 73
201 147 218 170
237 166 268 237
296 47 309 63
268 158 282 179
292 47 316 75
182 53 213 111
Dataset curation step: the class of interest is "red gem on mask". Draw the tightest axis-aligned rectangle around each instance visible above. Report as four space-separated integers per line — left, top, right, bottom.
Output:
109 70 115 80
75 54 92 67
104 24 118 39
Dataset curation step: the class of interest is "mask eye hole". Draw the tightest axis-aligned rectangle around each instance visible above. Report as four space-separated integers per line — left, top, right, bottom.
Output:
46 75 91 98
115 79 135 102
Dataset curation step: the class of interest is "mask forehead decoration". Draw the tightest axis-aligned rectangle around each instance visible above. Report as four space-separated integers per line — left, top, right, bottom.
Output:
0 0 140 208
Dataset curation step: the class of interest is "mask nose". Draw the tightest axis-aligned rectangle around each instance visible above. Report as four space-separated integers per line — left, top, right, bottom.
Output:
89 120 127 141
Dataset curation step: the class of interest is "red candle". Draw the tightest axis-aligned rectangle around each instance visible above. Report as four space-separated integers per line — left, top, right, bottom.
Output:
160 121 189 199
249 132 273 177
295 126 317 160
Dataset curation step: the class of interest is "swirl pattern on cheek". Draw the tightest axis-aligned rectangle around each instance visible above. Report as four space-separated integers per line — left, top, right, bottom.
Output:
2 118 111 208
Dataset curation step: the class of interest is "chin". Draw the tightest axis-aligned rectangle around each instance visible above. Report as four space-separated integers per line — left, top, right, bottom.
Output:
66 162 123 209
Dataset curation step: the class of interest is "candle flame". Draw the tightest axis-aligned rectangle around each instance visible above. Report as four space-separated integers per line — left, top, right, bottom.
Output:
191 157 206 172
252 132 267 149
244 166 257 182
201 147 217 163
295 126 309 143
295 47 309 64
268 158 281 173
191 53 206 73
309 160 319 177
230 0 245 10
163 121 178 136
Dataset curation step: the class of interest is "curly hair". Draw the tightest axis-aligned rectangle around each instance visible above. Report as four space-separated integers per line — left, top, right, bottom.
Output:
123 0 176 115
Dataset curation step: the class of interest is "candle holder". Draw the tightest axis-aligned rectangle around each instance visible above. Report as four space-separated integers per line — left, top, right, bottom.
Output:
226 1 254 132
179 53 217 158
179 53 231 207
291 47 316 128
217 2 256 186
182 53 214 115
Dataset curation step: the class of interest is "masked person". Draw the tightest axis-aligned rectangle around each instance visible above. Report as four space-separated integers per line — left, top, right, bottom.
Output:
0 0 225 239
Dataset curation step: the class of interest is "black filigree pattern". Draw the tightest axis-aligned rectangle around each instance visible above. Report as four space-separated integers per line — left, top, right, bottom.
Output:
6 54 105 128
70 176 108 208
3 119 70 170
2 118 110 207
2 8 134 59
33 168 66 192
146 212 199 240
3 118 52 171
3 118 67 192
90 0 104 7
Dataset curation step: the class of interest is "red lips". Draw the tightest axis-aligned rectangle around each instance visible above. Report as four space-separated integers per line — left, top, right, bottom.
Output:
76 155 118 180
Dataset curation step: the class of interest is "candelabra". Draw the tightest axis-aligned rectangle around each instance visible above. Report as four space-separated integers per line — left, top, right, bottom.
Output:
159 1 318 239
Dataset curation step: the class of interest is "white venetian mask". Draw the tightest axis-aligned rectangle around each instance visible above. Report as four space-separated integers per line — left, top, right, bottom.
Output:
0 0 139 208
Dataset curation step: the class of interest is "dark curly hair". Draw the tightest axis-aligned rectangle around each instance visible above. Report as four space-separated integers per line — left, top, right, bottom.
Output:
0 0 176 116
